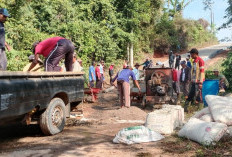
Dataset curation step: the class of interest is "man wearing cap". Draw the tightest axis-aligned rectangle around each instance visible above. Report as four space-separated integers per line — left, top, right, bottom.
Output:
132 63 140 80
111 65 141 108
0 8 11 71
185 48 205 112
141 58 150 70
180 61 191 99
28 36 75 72
213 69 229 92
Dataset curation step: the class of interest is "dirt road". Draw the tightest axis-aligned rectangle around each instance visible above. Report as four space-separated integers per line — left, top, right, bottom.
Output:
0 90 195 157
0 43 232 157
163 42 232 67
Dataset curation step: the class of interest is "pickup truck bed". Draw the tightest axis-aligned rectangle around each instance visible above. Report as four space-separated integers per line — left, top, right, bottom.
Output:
0 71 84 135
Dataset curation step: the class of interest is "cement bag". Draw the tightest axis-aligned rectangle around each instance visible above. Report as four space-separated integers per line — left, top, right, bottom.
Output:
178 118 227 145
145 110 174 134
162 105 184 128
192 107 211 119
200 114 214 122
206 95 232 125
113 126 164 145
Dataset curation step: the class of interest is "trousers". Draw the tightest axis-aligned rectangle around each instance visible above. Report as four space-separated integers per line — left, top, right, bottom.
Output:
0 49 7 70
45 39 74 72
117 81 130 107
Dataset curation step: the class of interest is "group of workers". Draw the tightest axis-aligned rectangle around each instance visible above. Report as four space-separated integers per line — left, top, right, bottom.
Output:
170 48 229 112
1 8 229 111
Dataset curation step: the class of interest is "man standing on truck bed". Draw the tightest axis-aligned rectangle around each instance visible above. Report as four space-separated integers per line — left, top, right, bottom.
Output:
28 37 75 72
0 8 11 71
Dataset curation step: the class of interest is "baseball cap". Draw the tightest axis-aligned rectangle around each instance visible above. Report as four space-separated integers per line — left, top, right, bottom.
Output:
0 8 10 17
180 61 186 65
28 55 43 63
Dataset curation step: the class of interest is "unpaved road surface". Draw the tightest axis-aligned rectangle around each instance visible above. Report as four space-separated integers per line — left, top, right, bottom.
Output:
1 43 232 157
0 91 193 157
163 42 232 67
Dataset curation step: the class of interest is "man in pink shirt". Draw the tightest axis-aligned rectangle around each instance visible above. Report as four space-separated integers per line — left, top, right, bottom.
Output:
28 37 75 72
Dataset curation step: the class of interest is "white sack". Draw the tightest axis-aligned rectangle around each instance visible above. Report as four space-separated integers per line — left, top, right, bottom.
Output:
113 126 164 145
200 114 214 122
192 107 211 119
145 110 174 134
206 95 232 125
178 118 227 145
162 105 185 128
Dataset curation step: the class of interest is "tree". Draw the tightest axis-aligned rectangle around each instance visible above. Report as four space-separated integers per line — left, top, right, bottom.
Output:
203 0 215 33
220 0 232 29
166 0 194 17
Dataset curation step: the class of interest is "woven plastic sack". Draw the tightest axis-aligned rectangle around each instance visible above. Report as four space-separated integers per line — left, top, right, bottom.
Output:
200 114 214 122
206 95 232 125
162 105 184 128
178 118 227 145
192 107 210 119
145 110 174 134
113 126 164 145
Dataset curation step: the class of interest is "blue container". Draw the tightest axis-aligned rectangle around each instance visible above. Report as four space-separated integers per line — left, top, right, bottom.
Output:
202 80 219 107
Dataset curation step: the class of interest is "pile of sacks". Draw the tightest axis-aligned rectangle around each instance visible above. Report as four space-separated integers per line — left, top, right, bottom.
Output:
178 95 232 145
113 105 184 144
145 105 184 134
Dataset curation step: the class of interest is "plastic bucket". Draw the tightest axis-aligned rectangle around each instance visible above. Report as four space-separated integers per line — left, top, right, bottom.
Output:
202 80 219 107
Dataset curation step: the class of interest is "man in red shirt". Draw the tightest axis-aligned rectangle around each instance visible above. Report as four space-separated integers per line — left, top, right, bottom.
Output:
28 37 75 72
184 48 205 112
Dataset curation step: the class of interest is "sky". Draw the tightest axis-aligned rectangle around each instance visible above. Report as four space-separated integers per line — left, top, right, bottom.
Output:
183 0 231 42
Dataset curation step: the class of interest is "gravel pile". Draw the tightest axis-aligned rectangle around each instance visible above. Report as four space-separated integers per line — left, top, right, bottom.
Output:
105 106 147 121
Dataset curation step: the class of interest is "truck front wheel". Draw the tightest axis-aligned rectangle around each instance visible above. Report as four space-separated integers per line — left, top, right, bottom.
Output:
40 98 66 135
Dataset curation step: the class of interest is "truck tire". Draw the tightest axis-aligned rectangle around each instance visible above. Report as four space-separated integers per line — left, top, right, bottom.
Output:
40 98 66 135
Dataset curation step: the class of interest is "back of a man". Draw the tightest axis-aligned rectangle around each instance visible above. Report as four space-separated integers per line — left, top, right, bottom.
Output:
0 8 10 71
111 66 141 108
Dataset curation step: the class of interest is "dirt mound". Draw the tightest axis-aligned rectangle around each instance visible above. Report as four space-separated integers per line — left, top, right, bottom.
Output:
105 106 147 121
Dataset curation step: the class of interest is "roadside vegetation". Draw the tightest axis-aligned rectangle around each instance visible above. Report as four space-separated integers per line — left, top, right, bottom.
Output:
1 0 218 71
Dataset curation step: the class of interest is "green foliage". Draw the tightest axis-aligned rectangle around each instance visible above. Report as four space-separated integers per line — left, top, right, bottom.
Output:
153 15 217 54
222 51 232 90
0 0 217 71
6 49 31 71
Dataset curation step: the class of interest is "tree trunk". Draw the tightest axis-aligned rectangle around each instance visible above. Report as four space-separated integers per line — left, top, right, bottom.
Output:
130 43 133 67
127 43 130 61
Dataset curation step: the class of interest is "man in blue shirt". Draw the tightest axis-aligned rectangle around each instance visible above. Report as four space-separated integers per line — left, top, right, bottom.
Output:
89 62 96 88
111 65 141 108
141 58 150 70
0 8 11 71
132 63 140 80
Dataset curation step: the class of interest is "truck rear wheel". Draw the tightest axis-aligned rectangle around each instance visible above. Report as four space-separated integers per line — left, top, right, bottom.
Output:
40 98 66 135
